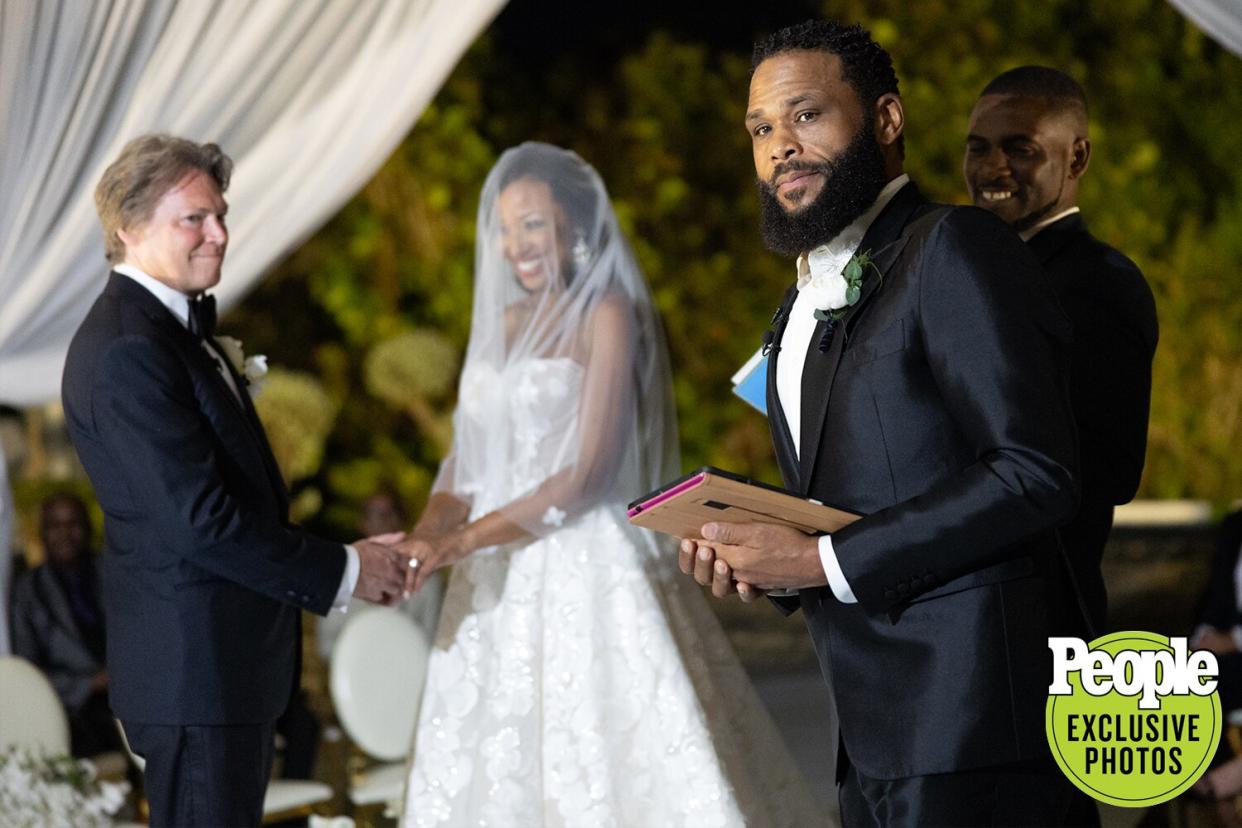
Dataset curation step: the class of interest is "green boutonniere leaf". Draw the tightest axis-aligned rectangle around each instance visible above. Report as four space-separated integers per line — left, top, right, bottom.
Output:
840 249 882 311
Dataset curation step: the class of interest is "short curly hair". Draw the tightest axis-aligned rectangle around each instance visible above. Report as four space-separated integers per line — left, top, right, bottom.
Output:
752 20 900 119
980 66 1088 118
94 134 233 265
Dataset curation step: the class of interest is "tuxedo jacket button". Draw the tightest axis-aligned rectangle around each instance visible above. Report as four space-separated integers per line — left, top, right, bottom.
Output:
923 574 936 587
884 589 897 601
897 582 910 596
285 590 296 598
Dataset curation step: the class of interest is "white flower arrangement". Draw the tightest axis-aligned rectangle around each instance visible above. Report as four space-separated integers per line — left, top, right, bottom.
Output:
0 748 129 828
804 249 877 323
214 335 269 393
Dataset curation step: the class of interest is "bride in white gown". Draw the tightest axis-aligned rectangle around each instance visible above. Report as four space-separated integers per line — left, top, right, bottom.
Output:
398 143 827 827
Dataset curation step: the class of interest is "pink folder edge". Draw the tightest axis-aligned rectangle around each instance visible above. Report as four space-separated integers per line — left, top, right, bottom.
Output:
627 472 707 519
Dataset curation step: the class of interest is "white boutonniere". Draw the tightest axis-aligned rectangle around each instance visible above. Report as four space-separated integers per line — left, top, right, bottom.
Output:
805 249 880 323
214 335 268 393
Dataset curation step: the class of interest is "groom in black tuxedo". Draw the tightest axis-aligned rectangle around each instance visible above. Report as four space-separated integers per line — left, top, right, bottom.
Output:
62 134 413 826
682 21 1083 825
964 67 1159 638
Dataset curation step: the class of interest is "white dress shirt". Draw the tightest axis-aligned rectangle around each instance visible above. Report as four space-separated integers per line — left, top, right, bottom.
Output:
113 265 359 610
1019 206 1080 242
775 174 910 604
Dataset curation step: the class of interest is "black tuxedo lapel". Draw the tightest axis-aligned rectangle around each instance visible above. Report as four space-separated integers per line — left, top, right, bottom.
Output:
797 315 846 493
797 182 926 489
206 341 290 512
107 273 288 513
106 272 192 343
765 284 802 488
1026 212 1086 267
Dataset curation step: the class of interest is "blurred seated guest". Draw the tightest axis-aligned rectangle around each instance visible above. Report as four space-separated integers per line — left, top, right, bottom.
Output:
314 488 445 663
1195 740 1242 828
1195 755 1242 826
1182 508 1242 824
10 492 121 757
964 66 1159 637
1190 508 1242 691
1191 509 1242 647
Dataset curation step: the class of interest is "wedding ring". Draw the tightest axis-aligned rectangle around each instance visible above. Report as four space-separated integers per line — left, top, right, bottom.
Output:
408 557 421 569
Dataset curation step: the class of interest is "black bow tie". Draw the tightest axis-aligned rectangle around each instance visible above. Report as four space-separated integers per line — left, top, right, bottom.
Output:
188 294 217 339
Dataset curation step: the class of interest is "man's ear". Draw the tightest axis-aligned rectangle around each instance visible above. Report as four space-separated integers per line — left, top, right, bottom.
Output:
1069 137 1091 179
874 93 904 149
116 226 138 251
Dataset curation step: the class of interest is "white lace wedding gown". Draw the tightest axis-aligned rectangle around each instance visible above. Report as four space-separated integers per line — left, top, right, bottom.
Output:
401 358 827 828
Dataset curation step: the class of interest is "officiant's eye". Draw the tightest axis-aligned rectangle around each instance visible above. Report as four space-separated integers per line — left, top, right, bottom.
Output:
796 110 818 123
1004 141 1038 158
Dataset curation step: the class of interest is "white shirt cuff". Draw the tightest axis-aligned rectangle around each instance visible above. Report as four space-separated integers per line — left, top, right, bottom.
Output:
333 545 360 613
818 535 858 604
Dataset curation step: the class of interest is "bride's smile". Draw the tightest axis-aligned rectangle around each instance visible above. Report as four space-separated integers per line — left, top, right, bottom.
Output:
498 177 567 292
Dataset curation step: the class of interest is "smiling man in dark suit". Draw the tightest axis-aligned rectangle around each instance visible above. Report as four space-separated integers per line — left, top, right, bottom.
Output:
62 134 413 827
964 66 1159 639
681 21 1083 826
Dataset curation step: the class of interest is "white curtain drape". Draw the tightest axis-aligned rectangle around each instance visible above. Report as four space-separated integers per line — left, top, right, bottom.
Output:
0 0 506 406
1167 0 1242 57
0 0 504 650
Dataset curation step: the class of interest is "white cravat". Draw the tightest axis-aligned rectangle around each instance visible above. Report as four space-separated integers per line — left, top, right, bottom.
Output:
112 264 359 611
774 174 909 604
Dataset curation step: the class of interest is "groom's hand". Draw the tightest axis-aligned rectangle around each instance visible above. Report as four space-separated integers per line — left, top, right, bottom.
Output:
678 539 765 602
696 522 828 591
352 539 409 606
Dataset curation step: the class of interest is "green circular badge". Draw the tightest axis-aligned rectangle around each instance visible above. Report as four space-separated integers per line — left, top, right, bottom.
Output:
1046 631 1221 807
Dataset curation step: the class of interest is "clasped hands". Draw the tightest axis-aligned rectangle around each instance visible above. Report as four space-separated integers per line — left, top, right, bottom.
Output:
677 521 828 602
352 529 468 606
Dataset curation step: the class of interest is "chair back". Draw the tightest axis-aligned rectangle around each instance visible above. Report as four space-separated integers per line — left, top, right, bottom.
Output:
0 656 70 755
114 718 144 772
329 606 431 762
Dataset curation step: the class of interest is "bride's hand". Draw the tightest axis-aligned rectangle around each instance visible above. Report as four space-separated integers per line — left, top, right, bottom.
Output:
397 531 470 594
408 521 462 542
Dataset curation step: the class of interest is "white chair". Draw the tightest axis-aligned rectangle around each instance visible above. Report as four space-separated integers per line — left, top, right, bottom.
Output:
0 656 70 755
115 720 333 824
330 606 431 807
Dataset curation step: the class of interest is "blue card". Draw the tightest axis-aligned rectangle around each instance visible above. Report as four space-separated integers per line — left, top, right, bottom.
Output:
731 347 768 416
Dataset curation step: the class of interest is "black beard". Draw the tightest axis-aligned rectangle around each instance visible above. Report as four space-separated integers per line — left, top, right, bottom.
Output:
757 125 890 258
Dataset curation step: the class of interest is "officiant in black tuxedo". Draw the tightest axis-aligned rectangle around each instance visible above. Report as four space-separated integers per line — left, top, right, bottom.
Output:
62 134 413 827
964 67 1159 638
681 21 1084 825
